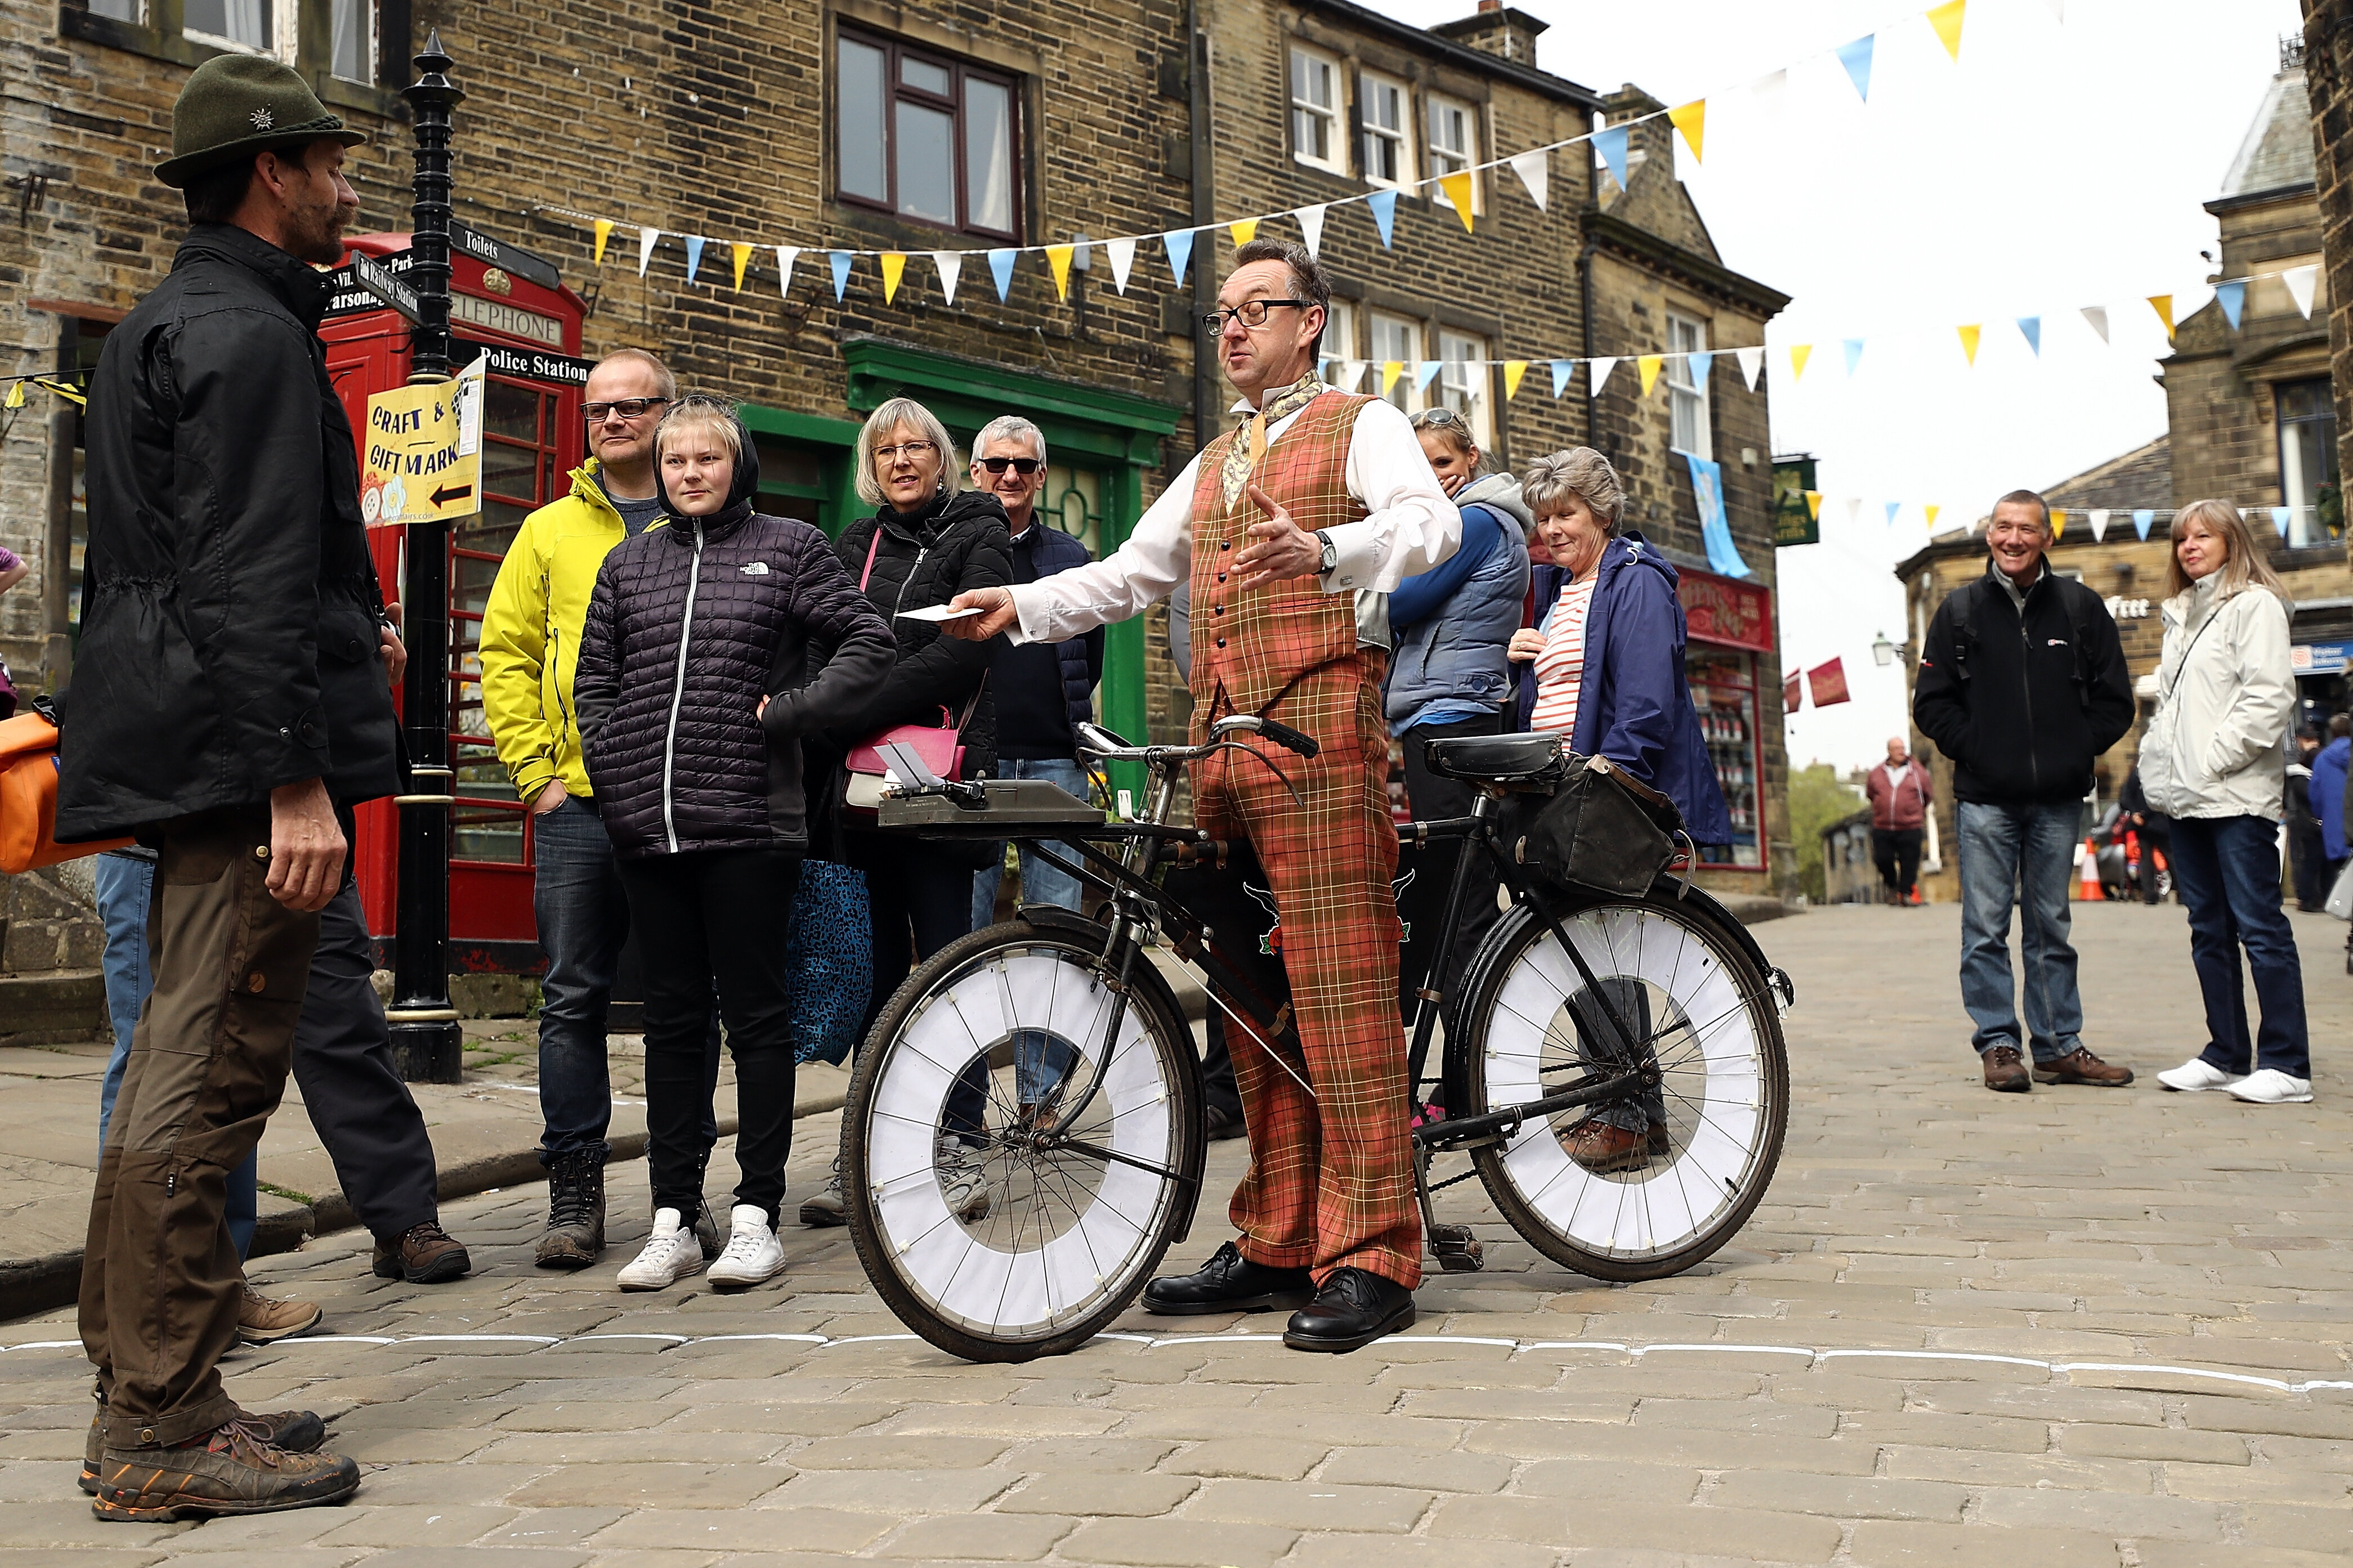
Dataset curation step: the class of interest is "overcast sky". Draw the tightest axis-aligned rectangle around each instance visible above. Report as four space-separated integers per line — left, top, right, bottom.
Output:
1358 0 2306 770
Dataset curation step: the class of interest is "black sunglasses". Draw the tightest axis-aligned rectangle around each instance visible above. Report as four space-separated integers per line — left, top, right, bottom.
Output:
977 456 1042 476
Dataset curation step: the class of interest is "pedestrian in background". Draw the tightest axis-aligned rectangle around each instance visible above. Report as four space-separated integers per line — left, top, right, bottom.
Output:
481 348 728 1271
61 54 386 1520
2285 723 2326 910
1913 490 2136 1094
1866 734 1933 905
576 396 894 1289
2143 500 2314 1105
965 414 1103 929
798 397 1010 1227
2308 713 2349 899
2116 763 2173 905
1390 408 1529 1033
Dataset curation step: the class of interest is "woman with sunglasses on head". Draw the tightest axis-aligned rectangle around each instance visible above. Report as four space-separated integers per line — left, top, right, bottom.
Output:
1389 408 1531 1040
574 395 896 1291
796 397 1013 1228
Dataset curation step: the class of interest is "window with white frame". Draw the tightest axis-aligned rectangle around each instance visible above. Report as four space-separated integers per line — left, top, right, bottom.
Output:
1427 95 1478 212
328 0 374 83
1370 312 1424 414
1290 47 1344 173
1666 312 1712 459
86 0 142 20
1359 71 1411 188
1320 299 1359 385
183 0 292 59
1438 330 1493 449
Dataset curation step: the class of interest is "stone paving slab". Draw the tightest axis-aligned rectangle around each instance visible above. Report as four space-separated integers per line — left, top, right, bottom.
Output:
0 902 2348 1566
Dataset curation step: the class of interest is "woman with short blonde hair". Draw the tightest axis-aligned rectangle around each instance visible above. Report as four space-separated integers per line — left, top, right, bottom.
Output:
2141 498 2312 1104
852 396 961 507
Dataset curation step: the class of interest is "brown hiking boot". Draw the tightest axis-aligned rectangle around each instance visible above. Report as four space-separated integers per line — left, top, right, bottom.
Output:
1560 1117 1652 1174
92 1416 356 1521
2036 1047 2134 1087
372 1220 471 1283
82 1405 325 1495
534 1149 607 1270
1981 1045 2031 1092
238 1284 323 1345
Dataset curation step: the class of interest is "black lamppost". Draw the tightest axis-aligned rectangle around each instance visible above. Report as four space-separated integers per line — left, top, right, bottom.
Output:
387 30 466 1084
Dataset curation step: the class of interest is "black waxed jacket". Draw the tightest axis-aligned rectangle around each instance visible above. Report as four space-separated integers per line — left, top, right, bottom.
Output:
575 419 896 858
58 223 399 838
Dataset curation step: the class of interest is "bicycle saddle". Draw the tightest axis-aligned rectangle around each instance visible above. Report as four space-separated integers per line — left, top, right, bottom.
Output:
1422 731 1569 785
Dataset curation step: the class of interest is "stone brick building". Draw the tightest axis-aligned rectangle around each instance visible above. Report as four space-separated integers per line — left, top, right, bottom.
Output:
2 0 1795 966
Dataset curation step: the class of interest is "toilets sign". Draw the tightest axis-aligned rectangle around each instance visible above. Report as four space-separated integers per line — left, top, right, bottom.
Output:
361 357 485 527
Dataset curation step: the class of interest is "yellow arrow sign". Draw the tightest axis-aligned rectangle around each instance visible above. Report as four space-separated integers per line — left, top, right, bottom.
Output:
361 359 484 527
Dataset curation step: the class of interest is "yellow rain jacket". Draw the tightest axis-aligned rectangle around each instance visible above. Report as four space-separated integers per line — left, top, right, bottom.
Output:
479 460 642 803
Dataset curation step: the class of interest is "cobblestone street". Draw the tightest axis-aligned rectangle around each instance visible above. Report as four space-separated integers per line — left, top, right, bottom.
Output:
2 901 2346 1567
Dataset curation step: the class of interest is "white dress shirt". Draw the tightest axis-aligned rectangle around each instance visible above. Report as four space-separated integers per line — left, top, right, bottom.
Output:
1007 393 1457 646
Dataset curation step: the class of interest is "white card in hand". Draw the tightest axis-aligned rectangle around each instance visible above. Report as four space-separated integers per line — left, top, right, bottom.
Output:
895 603 986 623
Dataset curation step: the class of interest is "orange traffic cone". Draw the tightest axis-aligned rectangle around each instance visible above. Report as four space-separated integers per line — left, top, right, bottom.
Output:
2078 839 2105 901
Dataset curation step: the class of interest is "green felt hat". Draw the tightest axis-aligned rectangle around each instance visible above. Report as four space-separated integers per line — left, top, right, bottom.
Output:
156 53 366 189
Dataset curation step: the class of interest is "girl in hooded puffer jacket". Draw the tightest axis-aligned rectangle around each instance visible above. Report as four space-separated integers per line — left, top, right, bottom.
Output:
575 395 896 1289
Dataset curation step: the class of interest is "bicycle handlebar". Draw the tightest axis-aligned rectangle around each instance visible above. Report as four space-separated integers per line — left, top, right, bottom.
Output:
1075 714 1317 767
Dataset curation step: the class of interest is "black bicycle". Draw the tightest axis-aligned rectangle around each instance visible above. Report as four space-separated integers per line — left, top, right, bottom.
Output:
840 716 1793 1363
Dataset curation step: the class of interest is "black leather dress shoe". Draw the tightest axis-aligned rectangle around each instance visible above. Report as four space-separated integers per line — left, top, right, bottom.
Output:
1140 1241 1316 1315
1282 1267 1416 1353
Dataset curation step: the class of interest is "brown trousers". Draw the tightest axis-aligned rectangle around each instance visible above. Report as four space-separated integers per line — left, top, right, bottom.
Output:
79 806 320 1448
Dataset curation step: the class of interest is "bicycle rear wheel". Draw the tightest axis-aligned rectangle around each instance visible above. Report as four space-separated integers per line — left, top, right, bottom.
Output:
1457 890 1788 1281
842 917 1204 1362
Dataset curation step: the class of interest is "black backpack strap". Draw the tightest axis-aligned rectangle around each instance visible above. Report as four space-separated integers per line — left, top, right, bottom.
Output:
1945 580 1981 683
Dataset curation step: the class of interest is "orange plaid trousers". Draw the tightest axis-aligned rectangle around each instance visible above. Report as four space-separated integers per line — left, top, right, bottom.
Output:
1194 654 1423 1290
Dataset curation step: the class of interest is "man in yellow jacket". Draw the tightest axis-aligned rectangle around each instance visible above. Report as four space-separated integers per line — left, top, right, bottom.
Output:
480 348 721 1268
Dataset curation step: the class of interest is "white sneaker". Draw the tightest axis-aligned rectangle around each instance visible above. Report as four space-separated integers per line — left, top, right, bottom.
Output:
2157 1058 2245 1093
936 1136 992 1223
2225 1068 2314 1104
616 1208 707 1291
706 1204 786 1288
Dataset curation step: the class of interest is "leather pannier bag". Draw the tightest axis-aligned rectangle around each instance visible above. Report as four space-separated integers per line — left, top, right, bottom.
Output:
0 704 133 875
1511 751 1686 899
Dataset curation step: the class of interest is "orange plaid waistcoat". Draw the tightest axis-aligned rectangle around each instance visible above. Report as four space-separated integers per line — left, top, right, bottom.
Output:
1186 391 1373 731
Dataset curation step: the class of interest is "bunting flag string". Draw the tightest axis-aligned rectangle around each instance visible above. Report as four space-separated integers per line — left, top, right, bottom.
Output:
1779 500 2328 549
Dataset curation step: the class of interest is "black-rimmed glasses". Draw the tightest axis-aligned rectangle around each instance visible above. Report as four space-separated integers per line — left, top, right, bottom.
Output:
583 397 671 423
1200 299 1311 335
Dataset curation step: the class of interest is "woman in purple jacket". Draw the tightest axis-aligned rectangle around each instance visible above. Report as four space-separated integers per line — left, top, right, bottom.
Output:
575 396 894 1292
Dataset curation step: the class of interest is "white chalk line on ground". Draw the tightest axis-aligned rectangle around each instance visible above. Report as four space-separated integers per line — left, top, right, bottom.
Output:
2 1330 2346 1396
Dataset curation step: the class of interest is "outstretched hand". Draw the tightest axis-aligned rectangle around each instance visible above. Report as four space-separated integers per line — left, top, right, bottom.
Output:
941 586 1018 641
1231 482 1322 590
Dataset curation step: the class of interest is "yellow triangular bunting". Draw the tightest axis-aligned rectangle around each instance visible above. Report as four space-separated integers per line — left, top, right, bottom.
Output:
1790 344 1813 380
1229 219 1259 247
1438 172 1475 230
1638 355 1665 395
1668 100 1706 163
880 252 907 303
1804 491 1823 521
1958 324 1981 365
1925 504 1942 529
1045 244 1075 302
2147 294 2175 341
1926 0 1967 61
2050 508 2067 540
592 219 613 265
1381 360 1404 395
730 242 753 292
3 380 23 411
1502 360 1529 400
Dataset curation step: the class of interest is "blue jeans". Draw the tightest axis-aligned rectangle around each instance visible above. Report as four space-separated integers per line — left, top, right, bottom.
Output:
532 796 721 1168
970 757 1092 928
1956 800 2085 1063
2168 814 2311 1079
96 852 257 1260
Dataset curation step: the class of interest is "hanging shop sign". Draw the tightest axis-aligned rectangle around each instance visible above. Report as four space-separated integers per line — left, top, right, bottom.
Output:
361 356 484 527
1677 567 1775 653
1773 454 1819 547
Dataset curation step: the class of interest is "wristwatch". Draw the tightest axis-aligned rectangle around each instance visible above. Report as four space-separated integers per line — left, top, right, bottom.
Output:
1315 528 1337 577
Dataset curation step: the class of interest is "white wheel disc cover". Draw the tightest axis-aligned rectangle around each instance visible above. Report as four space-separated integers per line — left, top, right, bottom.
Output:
1486 908 1761 1254
868 951 1173 1331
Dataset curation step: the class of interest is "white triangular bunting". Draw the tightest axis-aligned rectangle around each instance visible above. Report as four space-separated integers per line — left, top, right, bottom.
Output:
2089 509 2110 543
637 227 660 277
1590 356 1618 393
1104 237 1137 295
2285 263 2320 320
775 246 799 298
1338 360 1368 393
1294 205 1328 258
2081 305 2109 343
1507 150 1549 213
931 252 961 305
1737 346 1765 389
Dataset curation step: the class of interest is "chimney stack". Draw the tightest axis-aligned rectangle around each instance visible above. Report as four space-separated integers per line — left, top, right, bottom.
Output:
1430 2 1549 68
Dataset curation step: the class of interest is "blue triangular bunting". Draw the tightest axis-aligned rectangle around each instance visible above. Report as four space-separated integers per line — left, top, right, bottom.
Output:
683 236 706 283
1414 361 1443 392
2016 316 2041 356
2132 509 2156 540
1367 189 1398 249
2273 506 2293 536
1685 351 1714 384
1842 338 1865 376
1594 124 1631 191
2217 281 2246 331
1837 35 1875 101
829 251 852 301
1885 501 1901 527
987 248 1017 301
1550 360 1576 397
1162 230 1195 285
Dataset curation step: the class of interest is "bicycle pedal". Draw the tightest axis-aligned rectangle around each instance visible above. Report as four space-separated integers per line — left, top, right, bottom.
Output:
1428 1224 1485 1273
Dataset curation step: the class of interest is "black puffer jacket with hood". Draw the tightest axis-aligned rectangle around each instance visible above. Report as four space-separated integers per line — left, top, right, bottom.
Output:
831 489 1013 780
575 413 896 858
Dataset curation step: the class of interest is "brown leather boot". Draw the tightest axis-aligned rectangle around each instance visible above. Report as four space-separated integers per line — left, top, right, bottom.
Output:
237 1284 323 1345
82 1405 325 1495
1561 1118 1651 1173
92 1416 355 1520
1981 1044 2031 1092
2036 1047 2134 1087
372 1220 471 1283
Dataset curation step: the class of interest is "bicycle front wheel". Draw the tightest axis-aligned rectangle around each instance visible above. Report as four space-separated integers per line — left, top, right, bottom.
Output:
1457 891 1788 1281
842 917 1205 1362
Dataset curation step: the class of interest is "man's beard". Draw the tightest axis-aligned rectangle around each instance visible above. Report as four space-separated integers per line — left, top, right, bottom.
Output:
285 197 353 265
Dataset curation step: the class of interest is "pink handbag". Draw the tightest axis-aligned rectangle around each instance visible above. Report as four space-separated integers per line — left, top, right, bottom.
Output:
842 528 982 817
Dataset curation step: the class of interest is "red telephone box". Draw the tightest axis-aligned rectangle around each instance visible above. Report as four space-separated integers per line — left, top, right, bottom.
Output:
320 227 593 973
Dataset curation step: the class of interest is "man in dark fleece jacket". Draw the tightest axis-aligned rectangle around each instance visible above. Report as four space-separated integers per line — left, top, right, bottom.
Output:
1912 490 2135 1095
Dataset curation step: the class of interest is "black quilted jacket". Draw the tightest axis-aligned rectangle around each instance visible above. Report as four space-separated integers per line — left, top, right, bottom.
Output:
575 422 895 858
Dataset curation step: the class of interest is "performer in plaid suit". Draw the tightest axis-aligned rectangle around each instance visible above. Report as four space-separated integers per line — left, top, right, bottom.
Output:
945 239 1456 1351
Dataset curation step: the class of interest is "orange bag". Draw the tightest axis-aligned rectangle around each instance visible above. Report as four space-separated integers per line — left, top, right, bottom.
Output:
0 709 132 874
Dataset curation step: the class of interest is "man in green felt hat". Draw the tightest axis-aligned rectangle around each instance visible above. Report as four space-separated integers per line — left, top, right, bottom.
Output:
65 53 413 1524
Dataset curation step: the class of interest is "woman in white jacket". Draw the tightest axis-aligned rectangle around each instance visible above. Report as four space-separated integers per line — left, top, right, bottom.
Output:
2138 499 2314 1104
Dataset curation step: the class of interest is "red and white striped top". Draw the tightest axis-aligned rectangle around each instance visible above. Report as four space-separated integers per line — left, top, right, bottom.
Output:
1527 575 1599 747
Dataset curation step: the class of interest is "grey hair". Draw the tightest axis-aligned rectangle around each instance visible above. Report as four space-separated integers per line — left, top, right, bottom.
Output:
973 414 1048 469
854 396 962 506
1521 447 1627 533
